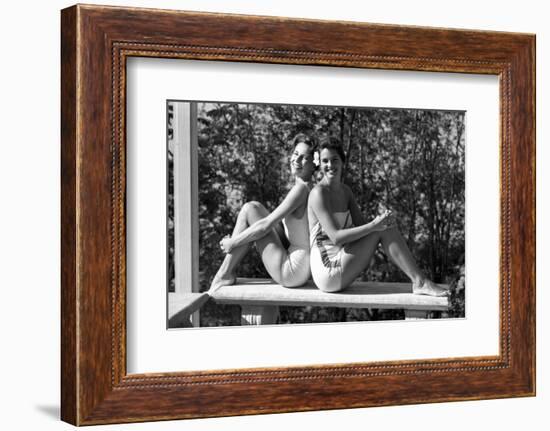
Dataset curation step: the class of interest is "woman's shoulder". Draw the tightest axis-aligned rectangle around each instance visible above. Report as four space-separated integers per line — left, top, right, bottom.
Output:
310 183 329 198
309 183 343 205
283 183 311 211
290 181 312 197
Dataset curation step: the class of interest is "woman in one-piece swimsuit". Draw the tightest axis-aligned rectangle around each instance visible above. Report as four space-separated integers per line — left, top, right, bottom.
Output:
308 138 449 296
210 134 317 291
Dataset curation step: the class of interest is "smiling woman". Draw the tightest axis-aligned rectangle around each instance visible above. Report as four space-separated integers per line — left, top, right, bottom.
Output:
209 133 317 290
167 101 465 328
308 137 451 296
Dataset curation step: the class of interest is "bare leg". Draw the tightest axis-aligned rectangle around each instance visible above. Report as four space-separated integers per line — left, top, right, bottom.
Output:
209 245 248 291
210 202 257 291
213 200 261 283
231 203 252 236
339 232 382 289
379 227 423 286
242 204 288 284
338 227 448 296
379 227 449 296
210 202 288 290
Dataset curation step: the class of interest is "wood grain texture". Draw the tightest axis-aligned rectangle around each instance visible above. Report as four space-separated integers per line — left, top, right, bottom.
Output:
60 4 535 425
60 5 78 425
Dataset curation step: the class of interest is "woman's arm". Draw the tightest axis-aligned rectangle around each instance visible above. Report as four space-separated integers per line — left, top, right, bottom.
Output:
309 186 392 247
346 185 397 232
223 184 308 252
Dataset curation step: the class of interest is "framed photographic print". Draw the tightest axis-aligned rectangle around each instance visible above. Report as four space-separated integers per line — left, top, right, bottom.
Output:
61 4 535 425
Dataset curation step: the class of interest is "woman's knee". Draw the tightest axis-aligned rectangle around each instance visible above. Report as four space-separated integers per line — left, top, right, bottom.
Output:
343 231 380 254
243 200 264 214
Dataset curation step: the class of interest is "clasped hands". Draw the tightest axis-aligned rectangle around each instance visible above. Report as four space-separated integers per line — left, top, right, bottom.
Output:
372 209 397 232
219 236 233 253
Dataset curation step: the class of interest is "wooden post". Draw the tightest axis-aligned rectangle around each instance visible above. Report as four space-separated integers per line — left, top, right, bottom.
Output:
173 102 200 326
241 305 280 325
404 309 429 320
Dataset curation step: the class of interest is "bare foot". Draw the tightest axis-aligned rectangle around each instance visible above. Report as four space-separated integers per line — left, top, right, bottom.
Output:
209 273 236 292
413 279 450 297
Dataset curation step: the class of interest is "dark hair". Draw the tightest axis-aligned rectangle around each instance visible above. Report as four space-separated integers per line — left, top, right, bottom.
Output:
319 136 346 164
292 133 317 155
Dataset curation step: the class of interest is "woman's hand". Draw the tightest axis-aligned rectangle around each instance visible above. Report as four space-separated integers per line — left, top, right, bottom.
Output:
219 235 234 253
371 210 397 232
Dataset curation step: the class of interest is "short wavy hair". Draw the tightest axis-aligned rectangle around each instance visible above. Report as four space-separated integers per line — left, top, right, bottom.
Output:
292 133 318 156
319 136 346 164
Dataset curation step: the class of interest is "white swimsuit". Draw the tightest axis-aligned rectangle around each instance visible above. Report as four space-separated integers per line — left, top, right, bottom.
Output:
280 208 311 287
310 211 353 292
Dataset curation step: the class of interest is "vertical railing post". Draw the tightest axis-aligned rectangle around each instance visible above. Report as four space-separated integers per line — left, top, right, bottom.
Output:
173 102 200 326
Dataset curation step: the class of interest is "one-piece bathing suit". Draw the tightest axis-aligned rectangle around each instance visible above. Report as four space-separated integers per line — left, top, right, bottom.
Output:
309 210 353 292
279 199 312 287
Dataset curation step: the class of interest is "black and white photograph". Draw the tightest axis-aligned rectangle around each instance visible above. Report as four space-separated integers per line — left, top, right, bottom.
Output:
167 101 465 328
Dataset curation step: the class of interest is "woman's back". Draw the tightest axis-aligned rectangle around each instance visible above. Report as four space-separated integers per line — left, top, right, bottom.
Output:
283 183 311 250
283 209 309 249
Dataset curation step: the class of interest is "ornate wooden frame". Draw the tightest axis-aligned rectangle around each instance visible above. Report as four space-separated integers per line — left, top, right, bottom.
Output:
61 4 535 425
